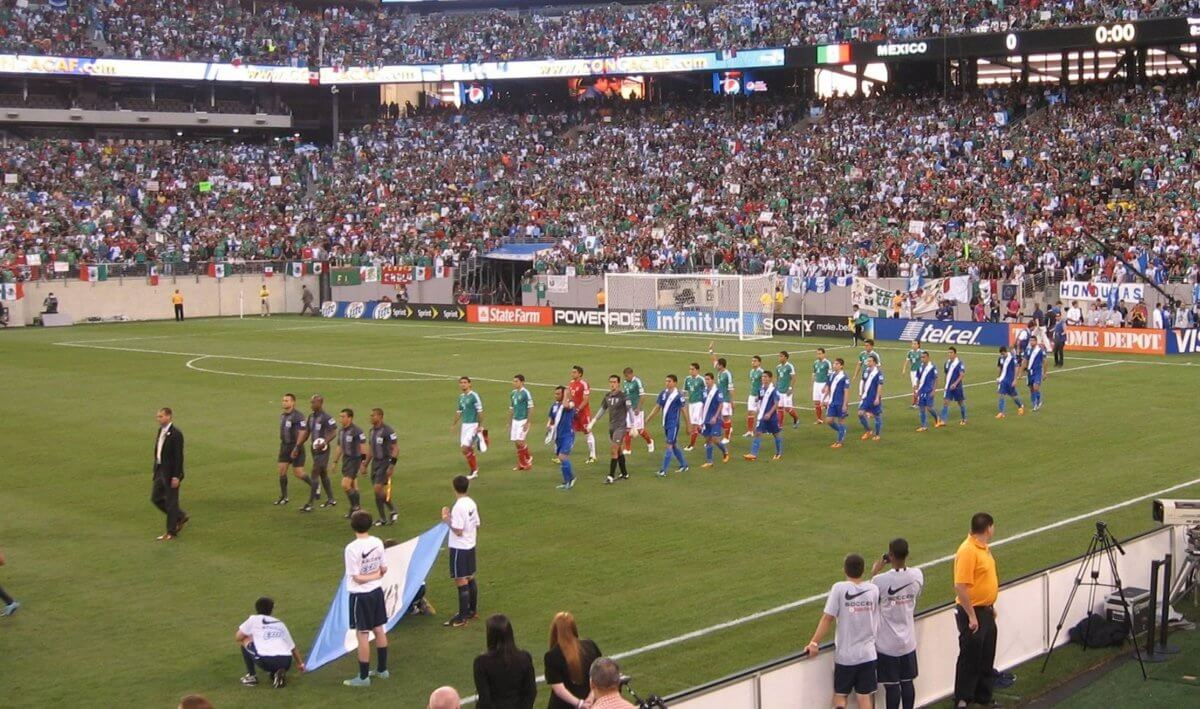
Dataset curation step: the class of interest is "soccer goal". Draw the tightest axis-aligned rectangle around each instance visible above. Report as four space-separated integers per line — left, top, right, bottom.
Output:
603 272 778 340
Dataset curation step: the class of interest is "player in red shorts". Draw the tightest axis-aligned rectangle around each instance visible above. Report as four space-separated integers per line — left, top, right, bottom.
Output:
568 365 597 463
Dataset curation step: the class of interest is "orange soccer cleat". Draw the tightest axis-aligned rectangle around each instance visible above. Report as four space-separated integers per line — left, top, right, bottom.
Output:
916 427 928 432
872 435 881 441
861 432 872 441
831 442 843 449
995 412 1006 419
934 421 946 428
1017 407 1026 416
743 454 757 462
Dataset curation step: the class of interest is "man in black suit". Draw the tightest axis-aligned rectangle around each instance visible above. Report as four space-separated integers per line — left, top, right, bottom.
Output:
151 407 188 541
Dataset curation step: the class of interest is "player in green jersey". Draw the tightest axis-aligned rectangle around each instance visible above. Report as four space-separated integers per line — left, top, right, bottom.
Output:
811 347 832 425
508 375 534 471
745 355 765 437
775 351 799 428
621 367 655 454
708 343 735 444
683 362 705 450
901 340 927 408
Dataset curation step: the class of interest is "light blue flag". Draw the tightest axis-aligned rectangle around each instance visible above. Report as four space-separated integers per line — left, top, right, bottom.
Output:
1106 283 1119 310
307 522 449 671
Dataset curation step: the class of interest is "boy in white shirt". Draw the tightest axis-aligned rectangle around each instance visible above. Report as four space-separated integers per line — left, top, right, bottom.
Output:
236 597 305 688
343 510 390 687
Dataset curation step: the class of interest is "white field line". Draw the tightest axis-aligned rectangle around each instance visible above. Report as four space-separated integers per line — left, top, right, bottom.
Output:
184 356 441 382
460 475 1200 704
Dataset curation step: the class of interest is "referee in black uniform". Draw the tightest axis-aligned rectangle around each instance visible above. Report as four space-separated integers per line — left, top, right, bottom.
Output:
276 394 314 505
296 395 337 513
151 407 188 541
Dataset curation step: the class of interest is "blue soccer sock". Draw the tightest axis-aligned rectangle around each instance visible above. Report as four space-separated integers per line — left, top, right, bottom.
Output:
674 447 687 468
661 448 674 471
837 423 847 443
750 437 761 456
705 443 713 462
941 403 949 421
773 435 783 456
960 403 968 421
827 420 839 437
874 414 883 436
998 396 1006 413
561 458 573 483
1014 396 1024 408
1033 391 1041 406
716 441 727 456
859 414 870 431
919 409 927 427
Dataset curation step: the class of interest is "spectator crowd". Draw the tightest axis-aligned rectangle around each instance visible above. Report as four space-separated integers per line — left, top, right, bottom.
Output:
2 81 1200 291
0 0 1195 67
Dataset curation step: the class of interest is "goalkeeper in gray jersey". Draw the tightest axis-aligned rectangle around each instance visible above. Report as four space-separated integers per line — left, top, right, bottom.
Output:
589 375 631 485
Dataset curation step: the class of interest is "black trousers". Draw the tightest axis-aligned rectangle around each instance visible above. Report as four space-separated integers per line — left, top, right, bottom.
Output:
242 645 292 674
151 474 185 534
174 304 184 321
853 324 863 344
954 605 997 705
1053 342 1065 366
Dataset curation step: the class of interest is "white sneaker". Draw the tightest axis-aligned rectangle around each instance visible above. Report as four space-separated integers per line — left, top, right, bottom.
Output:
622 449 632 456
466 471 479 480
720 438 730 446
646 442 655 453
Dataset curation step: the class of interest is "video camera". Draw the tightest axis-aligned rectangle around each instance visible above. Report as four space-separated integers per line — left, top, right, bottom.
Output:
621 675 669 709
1152 500 1200 526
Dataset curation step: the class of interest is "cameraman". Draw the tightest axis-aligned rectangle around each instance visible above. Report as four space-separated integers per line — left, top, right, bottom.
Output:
587 657 634 709
871 540 923 709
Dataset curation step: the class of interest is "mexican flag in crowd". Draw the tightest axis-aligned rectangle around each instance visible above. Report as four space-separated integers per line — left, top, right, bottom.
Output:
288 261 325 277
80 264 108 282
207 263 228 279
0 283 24 301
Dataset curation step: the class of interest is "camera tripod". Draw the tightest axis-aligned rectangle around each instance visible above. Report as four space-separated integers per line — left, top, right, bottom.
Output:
1043 521 1147 679
1167 526 1200 606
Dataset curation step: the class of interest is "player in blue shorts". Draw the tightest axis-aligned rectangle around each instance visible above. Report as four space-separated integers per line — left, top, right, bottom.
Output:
858 354 884 441
745 371 783 461
940 346 968 425
546 386 576 490
995 346 1024 419
1023 339 1046 411
913 351 940 432
699 372 730 467
823 358 851 448
646 375 690 477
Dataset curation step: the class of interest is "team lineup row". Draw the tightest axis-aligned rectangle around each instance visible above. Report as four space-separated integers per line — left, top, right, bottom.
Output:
272 338 1050 511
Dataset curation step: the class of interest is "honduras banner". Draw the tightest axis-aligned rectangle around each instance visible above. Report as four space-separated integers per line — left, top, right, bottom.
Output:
307 523 449 671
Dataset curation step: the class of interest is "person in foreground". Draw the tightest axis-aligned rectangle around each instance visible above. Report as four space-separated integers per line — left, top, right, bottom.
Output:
343 510 390 687
587 657 636 709
804 553 880 709
545 611 602 709
429 686 462 708
151 406 188 540
953 512 1001 708
236 596 306 688
473 614 536 709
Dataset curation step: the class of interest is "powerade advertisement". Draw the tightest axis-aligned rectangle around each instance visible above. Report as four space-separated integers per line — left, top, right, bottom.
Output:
870 318 1012 347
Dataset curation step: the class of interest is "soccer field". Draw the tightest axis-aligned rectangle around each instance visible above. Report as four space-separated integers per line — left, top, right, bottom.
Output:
1 316 1198 708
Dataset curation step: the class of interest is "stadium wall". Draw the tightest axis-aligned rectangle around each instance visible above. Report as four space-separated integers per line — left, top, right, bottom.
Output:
666 524 1185 709
331 279 454 304
13 274 318 325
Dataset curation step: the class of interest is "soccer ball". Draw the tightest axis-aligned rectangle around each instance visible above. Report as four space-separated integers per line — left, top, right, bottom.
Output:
313 437 327 452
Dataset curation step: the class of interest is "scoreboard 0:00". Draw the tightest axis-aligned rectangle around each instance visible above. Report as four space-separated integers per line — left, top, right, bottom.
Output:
1094 23 1136 44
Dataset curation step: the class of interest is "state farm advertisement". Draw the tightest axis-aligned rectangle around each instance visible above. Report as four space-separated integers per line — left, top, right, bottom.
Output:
1012 324 1166 355
467 304 553 327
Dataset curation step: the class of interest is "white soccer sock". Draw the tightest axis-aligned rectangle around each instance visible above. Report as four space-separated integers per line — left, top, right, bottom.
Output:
586 432 596 457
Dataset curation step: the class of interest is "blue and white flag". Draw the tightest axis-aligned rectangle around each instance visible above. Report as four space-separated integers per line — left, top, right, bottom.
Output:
1193 283 1200 306
1106 282 1119 309
307 522 449 671
908 273 924 292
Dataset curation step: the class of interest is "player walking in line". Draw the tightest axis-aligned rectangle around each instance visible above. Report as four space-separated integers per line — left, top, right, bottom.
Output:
745 355 765 437
858 355 884 441
745 370 783 461
700 372 730 468
995 346 1024 419
276 394 313 506
1023 339 1046 411
852 340 882 397
824 359 851 448
296 395 337 512
547 386 577 490
590 375 632 484
914 352 940 432
902 341 926 409
441 475 481 628
331 408 368 516
342 511 389 687
683 362 705 451
708 346 735 444
812 348 832 425
941 347 968 426
508 375 534 471
365 408 399 526
454 377 485 479
620 367 655 455
647 374 690 477
776 351 800 429
567 366 596 463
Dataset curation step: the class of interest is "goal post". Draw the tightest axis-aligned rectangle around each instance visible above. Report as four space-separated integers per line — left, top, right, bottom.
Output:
603 272 778 340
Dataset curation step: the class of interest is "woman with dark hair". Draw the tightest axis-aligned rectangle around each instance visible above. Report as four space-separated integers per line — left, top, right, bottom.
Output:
544 611 602 709
473 614 536 709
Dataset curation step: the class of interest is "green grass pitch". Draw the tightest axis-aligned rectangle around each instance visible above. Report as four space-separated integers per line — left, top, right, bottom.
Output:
1 317 1198 708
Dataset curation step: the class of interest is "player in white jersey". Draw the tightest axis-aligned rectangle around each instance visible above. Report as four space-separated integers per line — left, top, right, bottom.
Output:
805 554 881 709
342 510 389 687
441 475 481 628
870 540 924 709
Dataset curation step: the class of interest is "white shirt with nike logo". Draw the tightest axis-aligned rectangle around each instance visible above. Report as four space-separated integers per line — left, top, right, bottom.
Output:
823 580 880 665
344 536 386 593
871 567 925 656
238 614 296 657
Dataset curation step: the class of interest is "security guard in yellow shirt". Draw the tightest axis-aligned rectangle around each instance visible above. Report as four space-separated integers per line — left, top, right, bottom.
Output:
953 512 1000 708
259 283 270 317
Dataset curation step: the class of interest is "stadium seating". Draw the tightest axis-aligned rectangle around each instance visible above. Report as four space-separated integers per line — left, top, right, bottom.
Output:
0 1 1190 67
1 82 1198 288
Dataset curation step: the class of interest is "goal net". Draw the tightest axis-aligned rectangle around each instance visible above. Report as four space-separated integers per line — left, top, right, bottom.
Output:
603 272 778 340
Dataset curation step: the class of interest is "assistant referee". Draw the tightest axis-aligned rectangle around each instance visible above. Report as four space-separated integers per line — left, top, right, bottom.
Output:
952 512 999 709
